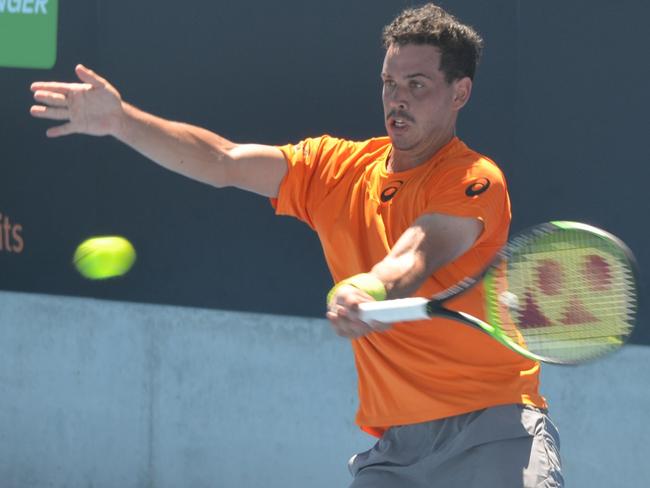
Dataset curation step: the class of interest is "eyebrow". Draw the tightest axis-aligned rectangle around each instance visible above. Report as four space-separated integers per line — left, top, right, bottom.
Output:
406 73 433 80
381 72 434 81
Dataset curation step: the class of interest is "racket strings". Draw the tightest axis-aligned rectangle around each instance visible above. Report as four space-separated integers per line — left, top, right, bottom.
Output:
485 227 637 363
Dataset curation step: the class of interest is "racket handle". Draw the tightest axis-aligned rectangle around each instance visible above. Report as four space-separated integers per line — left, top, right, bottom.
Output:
358 297 430 322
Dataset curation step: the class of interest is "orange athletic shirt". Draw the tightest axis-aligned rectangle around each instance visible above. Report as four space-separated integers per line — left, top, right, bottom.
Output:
271 135 546 437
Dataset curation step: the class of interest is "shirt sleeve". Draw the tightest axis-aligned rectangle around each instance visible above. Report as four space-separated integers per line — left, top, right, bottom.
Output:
270 135 352 229
420 158 511 245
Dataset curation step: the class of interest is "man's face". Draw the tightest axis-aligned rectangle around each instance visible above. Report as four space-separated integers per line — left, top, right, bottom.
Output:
382 43 468 156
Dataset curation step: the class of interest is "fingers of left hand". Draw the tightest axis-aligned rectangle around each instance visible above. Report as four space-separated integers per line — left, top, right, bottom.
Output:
33 90 67 107
30 81 87 94
30 105 70 121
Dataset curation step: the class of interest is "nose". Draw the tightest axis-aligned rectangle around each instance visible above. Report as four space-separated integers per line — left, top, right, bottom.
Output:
386 85 409 111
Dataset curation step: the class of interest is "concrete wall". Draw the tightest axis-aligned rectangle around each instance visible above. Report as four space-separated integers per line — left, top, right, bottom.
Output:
0 291 648 487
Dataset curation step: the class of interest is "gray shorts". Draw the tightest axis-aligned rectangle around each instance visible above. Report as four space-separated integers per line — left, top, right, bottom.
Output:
348 404 563 488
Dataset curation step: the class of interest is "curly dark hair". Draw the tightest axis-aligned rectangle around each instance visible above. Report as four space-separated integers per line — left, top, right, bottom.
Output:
382 3 484 83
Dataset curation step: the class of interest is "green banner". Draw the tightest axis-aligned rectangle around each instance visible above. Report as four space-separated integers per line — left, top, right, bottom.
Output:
0 0 58 69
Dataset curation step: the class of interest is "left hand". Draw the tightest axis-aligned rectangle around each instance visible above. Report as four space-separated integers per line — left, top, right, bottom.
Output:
326 285 392 339
30 64 125 138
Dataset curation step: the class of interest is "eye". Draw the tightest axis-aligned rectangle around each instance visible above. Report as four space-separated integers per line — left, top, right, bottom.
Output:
383 79 396 89
409 80 424 89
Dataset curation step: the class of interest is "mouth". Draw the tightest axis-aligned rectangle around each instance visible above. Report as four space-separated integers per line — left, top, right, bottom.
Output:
386 111 414 133
388 117 411 133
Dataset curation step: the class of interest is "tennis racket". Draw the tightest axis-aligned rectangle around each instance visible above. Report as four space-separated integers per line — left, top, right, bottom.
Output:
358 221 638 365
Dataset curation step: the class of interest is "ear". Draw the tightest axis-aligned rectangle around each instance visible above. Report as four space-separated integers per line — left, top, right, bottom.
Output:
452 77 473 110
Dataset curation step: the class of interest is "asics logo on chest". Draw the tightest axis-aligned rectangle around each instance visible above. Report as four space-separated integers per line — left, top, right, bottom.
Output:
380 180 404 202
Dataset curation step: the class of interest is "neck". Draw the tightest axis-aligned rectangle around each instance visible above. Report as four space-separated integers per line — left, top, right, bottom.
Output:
387 129 456 173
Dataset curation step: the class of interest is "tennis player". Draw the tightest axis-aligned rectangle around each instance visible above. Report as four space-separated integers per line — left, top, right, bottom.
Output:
30 3 563 487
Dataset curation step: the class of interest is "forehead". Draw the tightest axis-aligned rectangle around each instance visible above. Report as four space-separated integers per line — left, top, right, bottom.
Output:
382 43 443 76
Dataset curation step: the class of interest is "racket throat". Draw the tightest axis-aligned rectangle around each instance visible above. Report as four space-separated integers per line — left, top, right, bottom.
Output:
429 304 498 335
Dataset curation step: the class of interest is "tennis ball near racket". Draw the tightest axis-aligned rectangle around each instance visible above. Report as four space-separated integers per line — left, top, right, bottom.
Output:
73 236 136 280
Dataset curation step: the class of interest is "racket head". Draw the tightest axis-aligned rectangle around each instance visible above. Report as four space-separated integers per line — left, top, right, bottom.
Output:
482 221 638 365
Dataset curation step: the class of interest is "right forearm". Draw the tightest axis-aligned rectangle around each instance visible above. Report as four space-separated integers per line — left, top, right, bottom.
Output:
114 103 236 187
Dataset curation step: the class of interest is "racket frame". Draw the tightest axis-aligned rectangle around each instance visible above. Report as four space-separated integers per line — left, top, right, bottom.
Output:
358 221 638 365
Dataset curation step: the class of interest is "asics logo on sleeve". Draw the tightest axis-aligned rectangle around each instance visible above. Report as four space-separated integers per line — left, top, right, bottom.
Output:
465 177 490 197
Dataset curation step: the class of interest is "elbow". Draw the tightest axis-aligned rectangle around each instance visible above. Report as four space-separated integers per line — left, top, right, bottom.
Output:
204 146 239 188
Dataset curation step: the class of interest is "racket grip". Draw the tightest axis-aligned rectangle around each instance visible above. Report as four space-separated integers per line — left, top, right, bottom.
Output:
358 297 430 322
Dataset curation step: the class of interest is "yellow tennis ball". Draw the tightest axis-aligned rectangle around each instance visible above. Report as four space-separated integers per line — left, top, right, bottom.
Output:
73 236 136 280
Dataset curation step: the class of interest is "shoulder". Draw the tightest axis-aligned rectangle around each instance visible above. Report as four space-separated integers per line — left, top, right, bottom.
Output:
283 134 391 172
436 139 507 186
312 134 390 160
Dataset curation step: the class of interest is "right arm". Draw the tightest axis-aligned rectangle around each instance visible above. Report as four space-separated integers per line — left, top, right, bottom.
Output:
30 64 287 198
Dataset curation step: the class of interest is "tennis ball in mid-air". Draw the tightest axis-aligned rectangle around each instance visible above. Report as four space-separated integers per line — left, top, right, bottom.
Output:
73 236 136 280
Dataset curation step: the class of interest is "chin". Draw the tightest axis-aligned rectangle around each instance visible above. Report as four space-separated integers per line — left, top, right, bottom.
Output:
388 136 418 151
386 127 418 151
